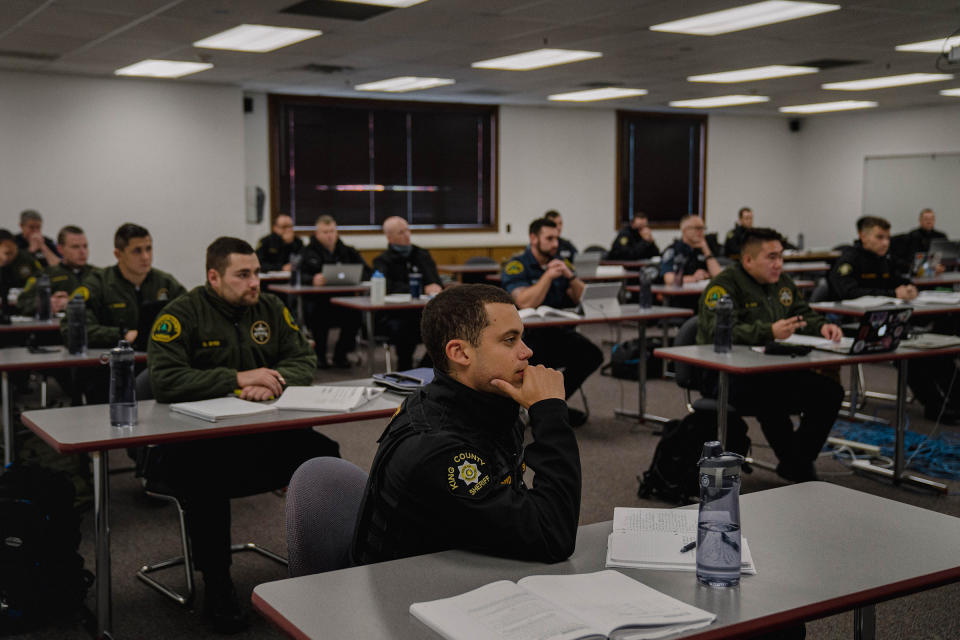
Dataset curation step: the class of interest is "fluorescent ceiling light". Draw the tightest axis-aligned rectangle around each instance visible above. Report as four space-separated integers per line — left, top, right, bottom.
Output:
650 1 840 36
941 88 960 97
330 0 428 6
114 59 213 78
895 36 960 53
779 100 877 113
472 48 601 71
688 64 818 83
194 24 321 52
354 76 454 92
548 88 647 102
669 95 770 108
823 73 953 90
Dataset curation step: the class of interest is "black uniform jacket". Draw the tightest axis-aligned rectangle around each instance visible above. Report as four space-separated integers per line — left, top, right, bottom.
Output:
372 245 441 294
352 370 581 565
608 226 659 261
828 242 908 300
299 238 371 281
256 233 303 272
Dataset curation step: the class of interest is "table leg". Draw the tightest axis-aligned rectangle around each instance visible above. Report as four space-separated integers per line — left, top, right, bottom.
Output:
637 323 647 421
365 310 377 376
3 371 10 466
847 365 859 419
853 604 876 640
894 359 908 484
717 371 729 448
93 449 113 638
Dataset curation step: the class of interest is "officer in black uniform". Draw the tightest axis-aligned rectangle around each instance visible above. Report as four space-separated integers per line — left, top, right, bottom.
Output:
891 208 948 274
608 214 659 261
544 210 578 262
373 216 443 370
723 207 753 259
255 214 303 273
501 218 602 427
829 216 960 423
299 215 370 368
352 284 580 565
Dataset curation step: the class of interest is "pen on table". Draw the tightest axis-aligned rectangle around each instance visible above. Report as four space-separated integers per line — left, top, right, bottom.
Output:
679 540 696 553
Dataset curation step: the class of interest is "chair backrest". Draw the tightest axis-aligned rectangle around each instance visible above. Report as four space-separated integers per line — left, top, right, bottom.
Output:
285 457 369 577
809 277 832 303
673 315 702 391
583 245 606 256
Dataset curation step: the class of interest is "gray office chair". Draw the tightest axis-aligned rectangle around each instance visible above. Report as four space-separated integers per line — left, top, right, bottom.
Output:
133 370 286 607
285 457 369 577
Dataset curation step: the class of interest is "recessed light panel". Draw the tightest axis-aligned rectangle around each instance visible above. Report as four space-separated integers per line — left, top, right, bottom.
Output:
650 1 840 36
331 0 428 5
472 48 601 71
823 73 953 90
194 24 322 52
941 88 960 97
669 95 770 108
895 36 960 53
779 100 877 113
114 59 213 78
548 88 647 102
354 76 454 92
688 65 818 83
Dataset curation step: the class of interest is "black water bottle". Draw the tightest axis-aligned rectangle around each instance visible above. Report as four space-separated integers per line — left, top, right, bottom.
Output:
672 254 686 287
637 268 653 309
66 293 87 354
714 295 733 353
107 340 137 427
35 274 52 321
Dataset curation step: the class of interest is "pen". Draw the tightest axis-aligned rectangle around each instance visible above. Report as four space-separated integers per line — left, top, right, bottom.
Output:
679 540 696 553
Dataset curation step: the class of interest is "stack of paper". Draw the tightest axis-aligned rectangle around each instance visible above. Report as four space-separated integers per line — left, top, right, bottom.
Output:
606 508 756 574
839 296 903 308
169 397 277 423
594 265 626 277
272 385 383 413
916 290 960 305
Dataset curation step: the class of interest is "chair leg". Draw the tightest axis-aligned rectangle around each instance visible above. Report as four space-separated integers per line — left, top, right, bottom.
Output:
383 343 392 373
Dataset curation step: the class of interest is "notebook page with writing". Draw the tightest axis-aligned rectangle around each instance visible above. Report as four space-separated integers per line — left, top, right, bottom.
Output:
272 385 383 413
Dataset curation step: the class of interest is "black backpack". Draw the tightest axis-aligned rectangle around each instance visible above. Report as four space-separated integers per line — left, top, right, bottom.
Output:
637 410 750 504
0 464 93 632
602 337 663 381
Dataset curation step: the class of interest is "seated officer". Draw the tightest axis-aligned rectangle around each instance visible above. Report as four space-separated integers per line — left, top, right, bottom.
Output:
15 209 61 268
18 225 96 316
501 218 602 427
544 210 578 262
723 207 753 259
373 216 442 370
608 213 659 261
829 216 960 423
352 284 580 565
892 208 948 275
0 228 41 289
660 215 723 285
256 214 302 273
299 214 370 368
698 227 845 482
148 237 340 632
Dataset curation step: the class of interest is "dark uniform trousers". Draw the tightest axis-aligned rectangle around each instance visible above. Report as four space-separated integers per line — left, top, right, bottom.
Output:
375 310 425 371
523 327 604 399
305 297 362 363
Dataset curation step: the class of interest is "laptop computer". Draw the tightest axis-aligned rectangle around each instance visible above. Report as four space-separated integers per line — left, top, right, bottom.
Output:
579 282 622 318
321 263 364 285
574 253 601 278
927 239 959 268
811 306 913 355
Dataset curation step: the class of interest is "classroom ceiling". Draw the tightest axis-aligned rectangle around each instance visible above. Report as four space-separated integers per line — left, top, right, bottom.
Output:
1 0 959 116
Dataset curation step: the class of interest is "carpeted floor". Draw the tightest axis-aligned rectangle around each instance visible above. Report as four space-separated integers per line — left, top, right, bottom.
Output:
7 323 960 639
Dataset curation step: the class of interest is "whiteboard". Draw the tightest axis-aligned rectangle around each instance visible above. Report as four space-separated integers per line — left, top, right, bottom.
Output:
862 153 960 237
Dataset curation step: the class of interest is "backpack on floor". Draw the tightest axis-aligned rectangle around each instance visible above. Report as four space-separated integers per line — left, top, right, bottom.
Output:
602 337 663 381
0 464 93 632
637 410 749 504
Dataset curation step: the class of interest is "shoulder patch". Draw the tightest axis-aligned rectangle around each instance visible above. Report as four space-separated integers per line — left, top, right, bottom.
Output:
704 285 728 309
778 287 793 307
151 313 182 343
562 258 574 270
619 236 628 246
504 260 524 276
250 320 271 344
23 276 36 291
837 263 853 276
283 306 300 331
71 286 90 301
446 451 492 499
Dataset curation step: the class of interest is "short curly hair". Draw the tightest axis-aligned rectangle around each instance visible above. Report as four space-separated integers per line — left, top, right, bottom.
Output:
421 284 516 373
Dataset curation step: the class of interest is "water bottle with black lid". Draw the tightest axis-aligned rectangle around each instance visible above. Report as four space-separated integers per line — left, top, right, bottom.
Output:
66 293 87 354
714 295 733 353
637 267 653 309
696 441 743 587
35 274 52 321
106 340 137 427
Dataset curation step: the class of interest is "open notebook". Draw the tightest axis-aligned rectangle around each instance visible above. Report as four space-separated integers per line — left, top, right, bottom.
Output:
272 385 383 413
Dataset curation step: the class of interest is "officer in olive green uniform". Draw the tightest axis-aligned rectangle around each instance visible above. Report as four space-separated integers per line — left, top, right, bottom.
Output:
697 227 844 482
2 248 41 289
18 263 97 317
145 237 338 633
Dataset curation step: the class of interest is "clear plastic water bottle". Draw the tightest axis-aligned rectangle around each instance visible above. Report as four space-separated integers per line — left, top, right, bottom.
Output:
796 233 804 251
714 295 733 353
107 340 137 427
35 274 52 321
66 293 87 355
289 253 302 287
696 441 743 587
637 268 653 309
370 270 386 305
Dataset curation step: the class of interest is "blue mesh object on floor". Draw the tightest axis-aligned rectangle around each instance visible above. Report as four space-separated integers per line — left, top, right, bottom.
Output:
827 419 960 480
